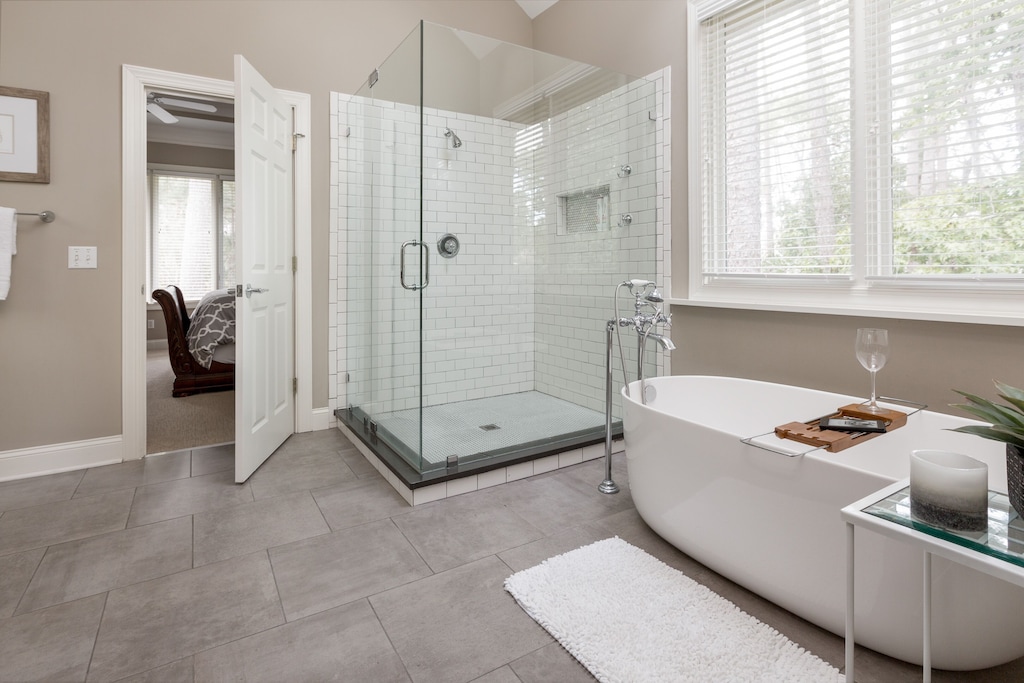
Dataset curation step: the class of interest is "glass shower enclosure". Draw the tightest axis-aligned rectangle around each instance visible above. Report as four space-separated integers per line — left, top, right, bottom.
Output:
336 21 661 486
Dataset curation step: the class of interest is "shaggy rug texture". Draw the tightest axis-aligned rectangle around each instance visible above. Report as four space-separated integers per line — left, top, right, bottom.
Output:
505 537 844 683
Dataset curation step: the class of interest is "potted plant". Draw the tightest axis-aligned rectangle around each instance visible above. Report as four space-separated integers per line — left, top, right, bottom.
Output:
951 381 1024 516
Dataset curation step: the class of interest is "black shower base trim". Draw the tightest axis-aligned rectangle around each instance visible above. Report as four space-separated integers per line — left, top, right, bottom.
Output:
335 405 622 490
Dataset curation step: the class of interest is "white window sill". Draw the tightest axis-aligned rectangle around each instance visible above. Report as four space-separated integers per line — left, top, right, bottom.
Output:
672 285 1024 327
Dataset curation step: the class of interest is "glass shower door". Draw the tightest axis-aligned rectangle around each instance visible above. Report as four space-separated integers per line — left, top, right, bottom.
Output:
344 22 427 474
341 21 662 480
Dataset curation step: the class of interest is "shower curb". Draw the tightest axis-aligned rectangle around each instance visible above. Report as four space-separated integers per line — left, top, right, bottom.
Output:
336 420 624 506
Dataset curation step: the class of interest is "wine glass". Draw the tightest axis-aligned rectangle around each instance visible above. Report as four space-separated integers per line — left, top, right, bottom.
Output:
855 328 889 413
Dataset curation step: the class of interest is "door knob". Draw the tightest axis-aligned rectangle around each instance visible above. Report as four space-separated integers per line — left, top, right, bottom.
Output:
245 284 269 298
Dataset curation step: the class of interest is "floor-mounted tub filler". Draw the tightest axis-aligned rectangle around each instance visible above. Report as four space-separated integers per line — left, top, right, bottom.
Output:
622 375 1024 671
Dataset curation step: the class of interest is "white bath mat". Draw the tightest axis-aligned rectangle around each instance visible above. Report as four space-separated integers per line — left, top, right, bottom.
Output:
504 537 844 683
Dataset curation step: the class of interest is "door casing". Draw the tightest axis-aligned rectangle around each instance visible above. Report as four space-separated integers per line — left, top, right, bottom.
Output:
121 64 313 461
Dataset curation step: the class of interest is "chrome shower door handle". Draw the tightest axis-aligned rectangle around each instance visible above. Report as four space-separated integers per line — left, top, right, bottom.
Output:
420 241 430 289
400 240 430 291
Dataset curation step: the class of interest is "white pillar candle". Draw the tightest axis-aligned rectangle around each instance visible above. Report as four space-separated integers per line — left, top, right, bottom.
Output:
910 449 989 532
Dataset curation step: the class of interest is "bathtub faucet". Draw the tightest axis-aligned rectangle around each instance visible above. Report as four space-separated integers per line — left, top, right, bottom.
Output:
620 303 671 337
645 332 676 352
637 323 674 406
622 287 673 405
602 279 673 494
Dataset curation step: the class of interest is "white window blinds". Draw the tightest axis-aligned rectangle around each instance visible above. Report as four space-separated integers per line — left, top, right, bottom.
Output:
701 0 852 278
149 170 235 301
868 0 1024 278
699 0 1024 283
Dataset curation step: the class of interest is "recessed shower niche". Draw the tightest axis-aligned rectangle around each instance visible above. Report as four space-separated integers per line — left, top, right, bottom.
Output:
557 185 611 236
331 21 668 495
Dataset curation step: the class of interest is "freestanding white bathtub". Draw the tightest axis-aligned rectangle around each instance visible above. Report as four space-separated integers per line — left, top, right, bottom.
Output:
623 375 1024 671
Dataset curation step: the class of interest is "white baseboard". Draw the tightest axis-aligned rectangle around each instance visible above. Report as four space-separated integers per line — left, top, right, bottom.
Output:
2 406 332 482
0 436 123 482
298 407 332 433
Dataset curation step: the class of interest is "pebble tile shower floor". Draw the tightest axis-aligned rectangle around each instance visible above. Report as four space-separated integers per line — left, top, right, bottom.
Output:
1 430 1022 681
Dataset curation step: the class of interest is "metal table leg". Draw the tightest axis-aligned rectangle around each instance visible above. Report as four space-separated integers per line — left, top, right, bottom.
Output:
846 522 855 682
923 551 932 682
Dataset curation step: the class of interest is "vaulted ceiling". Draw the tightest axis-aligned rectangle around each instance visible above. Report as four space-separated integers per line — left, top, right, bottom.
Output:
515 0 559 19
148 2 562 147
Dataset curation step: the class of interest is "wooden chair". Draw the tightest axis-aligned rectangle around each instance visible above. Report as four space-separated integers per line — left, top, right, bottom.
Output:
152 285 235 397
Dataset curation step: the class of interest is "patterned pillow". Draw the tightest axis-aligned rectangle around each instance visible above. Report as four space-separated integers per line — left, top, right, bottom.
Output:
186 288 235 368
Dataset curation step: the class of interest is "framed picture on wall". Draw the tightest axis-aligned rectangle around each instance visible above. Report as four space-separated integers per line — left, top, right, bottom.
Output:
0 86 50 183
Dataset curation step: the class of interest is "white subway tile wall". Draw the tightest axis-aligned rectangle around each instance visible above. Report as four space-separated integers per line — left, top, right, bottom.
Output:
329 67 671 473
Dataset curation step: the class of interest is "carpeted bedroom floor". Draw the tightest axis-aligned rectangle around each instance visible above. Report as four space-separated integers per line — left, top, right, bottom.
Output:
147 348 233 455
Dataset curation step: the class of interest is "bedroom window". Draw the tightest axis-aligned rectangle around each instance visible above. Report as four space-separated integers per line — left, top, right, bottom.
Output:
691 0 1024 321
148 168 235 302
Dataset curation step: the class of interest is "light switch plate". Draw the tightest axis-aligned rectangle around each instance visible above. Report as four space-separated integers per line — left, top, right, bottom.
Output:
68 246 97 269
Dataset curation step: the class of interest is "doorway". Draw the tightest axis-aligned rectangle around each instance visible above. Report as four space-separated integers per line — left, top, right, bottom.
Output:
121 64 313 464
146 90 236 455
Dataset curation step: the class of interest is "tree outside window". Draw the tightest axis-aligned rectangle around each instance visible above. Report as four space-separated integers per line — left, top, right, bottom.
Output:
699 0 1024 283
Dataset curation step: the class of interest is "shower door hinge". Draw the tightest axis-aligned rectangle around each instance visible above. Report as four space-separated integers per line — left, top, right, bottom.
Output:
292 256 298 273
291 132 305 152
293 377 298 394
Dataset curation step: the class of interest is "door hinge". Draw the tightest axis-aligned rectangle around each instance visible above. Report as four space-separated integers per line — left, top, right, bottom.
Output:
292 132 305 152
293 377 298 394
292 256 298 273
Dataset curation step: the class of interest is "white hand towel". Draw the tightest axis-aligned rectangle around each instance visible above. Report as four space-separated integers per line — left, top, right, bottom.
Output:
0 207 17 301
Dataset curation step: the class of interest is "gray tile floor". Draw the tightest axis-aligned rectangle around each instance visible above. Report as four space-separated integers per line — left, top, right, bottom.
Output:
1 430 1022 682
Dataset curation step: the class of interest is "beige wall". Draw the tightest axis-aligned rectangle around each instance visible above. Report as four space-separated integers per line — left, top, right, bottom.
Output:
668 308 1024 417
3 0 1020 456
533 0 1024 415
147 143 233 170
0 0 532 452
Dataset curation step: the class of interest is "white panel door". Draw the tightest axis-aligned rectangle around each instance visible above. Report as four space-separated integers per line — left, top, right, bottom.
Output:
234 55 295 483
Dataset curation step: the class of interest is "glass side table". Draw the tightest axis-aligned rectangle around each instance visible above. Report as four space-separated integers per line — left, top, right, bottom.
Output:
841 479 1024 682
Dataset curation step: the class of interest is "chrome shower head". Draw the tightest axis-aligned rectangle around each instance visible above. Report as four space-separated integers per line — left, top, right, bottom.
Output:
644 288 664 303
444 127 462 148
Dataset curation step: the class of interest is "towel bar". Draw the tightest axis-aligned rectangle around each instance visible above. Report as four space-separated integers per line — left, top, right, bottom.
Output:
16 210 55 223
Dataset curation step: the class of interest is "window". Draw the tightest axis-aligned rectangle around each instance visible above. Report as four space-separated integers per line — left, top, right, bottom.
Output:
691 0 1024 321
149 168 235 301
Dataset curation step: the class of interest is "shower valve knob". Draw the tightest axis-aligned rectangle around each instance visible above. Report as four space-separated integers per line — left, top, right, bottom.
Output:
437 233 460 258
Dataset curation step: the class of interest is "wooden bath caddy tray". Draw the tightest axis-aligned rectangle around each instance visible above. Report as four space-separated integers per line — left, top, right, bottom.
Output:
775 404 907 453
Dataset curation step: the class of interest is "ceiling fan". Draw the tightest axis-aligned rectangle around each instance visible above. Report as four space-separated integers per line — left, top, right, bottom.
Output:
146 94 218 124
